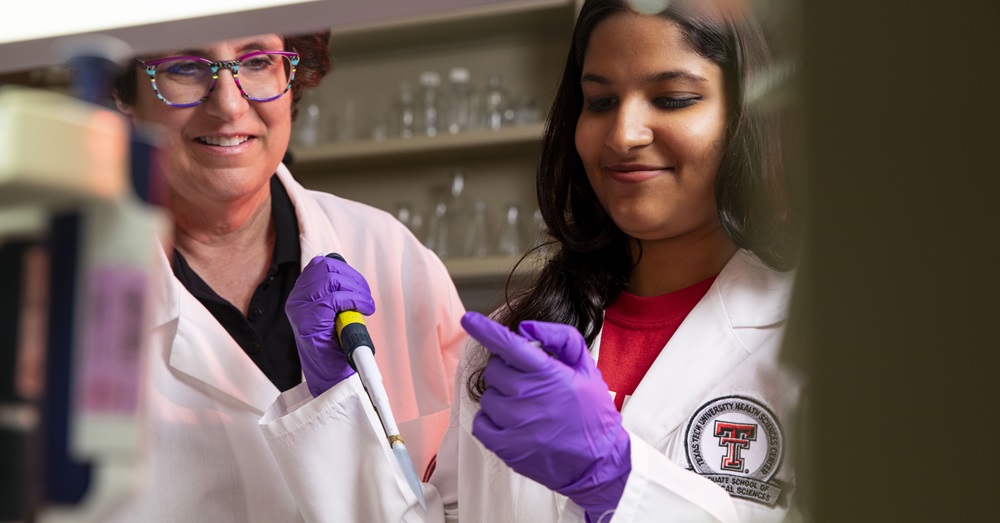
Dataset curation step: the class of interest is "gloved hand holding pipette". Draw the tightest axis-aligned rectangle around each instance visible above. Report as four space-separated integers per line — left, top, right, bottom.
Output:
284 253 426 507
284 254 373 398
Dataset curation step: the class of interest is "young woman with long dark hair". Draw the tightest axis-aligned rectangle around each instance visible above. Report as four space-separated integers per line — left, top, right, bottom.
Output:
270 1 800 521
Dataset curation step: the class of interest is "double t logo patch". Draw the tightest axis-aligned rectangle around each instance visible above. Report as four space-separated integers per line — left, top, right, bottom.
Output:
685 396 785 507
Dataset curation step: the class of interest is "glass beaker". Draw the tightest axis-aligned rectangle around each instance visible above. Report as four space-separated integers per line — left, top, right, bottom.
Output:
496 203 524 256
463 199 490 258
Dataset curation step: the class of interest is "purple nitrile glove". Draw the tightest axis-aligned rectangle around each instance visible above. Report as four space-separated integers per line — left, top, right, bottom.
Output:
461 311 631 520
285 255 376 398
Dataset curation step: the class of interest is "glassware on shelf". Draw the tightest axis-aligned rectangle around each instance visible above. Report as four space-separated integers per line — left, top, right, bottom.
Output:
444 169 468 253
515 95 541 126
463 199 490 258
503 98 518 127
418 71 442 138
292 95 324 147
497 202 525 256
424 201 451 259
449 169 466 201
334 98 356 143
371 109 390 142
446 67 473 135
482 74 510 131
394 81 416 140
467 81 483 132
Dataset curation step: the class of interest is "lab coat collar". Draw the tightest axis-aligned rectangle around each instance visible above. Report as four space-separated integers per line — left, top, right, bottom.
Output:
149 240 179 329
275 163 344 268
146 165 336 327
715 250 791 329
151 244 280 413
170 290 280 413
149 166 332 413
617 250 794 444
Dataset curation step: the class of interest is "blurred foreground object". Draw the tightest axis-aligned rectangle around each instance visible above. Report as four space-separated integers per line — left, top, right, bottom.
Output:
0 82 168 522
0 88 130 206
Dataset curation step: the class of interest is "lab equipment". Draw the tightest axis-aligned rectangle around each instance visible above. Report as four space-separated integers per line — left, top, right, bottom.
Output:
445 67 473 135
418 71 442 137
326 253 426 508
496 202 524 256
293 94 324 147
395 82 416 139
481 74 510 131
463 199 490 258
1 38 166 522
424 201 450 259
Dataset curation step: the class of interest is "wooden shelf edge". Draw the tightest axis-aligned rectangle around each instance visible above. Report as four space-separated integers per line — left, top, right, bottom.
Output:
329 0 574 44
444 252 544 281
290 123 545 169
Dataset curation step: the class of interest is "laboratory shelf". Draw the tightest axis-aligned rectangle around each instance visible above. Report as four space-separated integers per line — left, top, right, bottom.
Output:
443 253 542 282
289 123 545 172
292 0 575 311
328 0 577 58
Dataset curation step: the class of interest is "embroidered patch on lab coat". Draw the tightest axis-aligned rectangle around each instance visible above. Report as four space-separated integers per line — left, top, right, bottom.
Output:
684 395 784 507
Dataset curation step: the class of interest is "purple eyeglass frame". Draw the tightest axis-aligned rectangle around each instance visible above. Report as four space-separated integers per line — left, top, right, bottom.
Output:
138 50 300 107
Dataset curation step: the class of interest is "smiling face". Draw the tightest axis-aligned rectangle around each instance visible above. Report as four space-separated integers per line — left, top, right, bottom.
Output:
575 12 729 250
121 34 291 214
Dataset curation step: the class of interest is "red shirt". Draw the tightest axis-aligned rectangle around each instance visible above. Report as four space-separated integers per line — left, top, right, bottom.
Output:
598 277 716 411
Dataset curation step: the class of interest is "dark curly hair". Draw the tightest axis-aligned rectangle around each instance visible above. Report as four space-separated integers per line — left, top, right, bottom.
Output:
467 0 796 401
112 31 331 120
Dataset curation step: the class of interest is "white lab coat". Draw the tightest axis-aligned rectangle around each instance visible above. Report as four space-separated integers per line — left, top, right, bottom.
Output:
262 249 801 523
108 165 466 522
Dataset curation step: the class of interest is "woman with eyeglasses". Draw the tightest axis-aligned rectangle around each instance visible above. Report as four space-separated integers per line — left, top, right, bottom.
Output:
110 32 466 522
261 1 803 522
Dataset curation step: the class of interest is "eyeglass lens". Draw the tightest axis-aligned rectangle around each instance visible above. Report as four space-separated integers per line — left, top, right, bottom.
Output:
153 53 293 105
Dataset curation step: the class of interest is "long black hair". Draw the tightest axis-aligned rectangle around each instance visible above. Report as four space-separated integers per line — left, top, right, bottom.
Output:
467 0 795 400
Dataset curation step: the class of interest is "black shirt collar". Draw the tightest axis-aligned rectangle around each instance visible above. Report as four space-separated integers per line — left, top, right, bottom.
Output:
169 174 304 392
270 174 300 268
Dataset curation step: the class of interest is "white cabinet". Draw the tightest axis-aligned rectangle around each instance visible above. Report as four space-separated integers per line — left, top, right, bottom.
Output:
289 0 576 311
